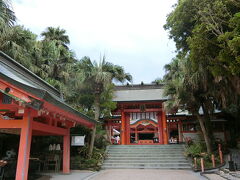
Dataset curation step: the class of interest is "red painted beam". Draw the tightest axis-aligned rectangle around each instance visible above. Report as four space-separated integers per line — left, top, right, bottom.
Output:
0 80 34 103
0 79 95 128
43 101 94 128
0 103 18 110
0 117 23 128
32 121 68 136
123 108 162 113
118 102 163 106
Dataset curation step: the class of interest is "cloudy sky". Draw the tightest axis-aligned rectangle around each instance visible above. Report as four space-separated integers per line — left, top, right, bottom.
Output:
12 0 177 84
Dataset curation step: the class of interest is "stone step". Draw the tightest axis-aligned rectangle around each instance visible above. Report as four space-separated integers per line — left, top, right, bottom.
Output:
105 157 187 160
102 165 191 169
107 154 184 158
108 150 185 152
108 149 185 152
104 160 189 163
108 150 184 154
108 147 185 150
102 164 191 169
103 162 190 165
109 145 183 147
108 153 184 155
109 146 184 148
102 145 189 170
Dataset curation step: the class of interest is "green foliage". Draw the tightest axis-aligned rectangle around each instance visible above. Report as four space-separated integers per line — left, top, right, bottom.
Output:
94 125 110 149
164 0 240 150
185 142 206 157
70 125 108 170
71 147 106 171
0 0 16 26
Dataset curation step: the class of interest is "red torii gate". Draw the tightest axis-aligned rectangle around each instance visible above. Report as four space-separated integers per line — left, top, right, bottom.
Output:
0 51 96 180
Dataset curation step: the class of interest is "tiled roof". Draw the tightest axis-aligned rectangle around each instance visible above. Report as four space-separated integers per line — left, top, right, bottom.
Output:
113 84 167 102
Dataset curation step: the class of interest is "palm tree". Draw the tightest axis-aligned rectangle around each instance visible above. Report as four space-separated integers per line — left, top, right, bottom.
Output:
0 25 39 69
76 56 132 156
41 27 70 48
0 0 16 26
40 28 75 88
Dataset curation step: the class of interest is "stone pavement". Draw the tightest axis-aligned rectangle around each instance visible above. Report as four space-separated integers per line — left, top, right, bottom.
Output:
39 169 211 180
38 170 96 180
202 173 226 180
87 169 206 180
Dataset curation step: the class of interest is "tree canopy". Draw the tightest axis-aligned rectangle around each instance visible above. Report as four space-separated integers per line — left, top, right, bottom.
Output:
163 0 240 151
0 5 132 122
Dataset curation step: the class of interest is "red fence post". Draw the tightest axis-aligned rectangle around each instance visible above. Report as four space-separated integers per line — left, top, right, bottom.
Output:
219 150 223 164
194 157 197 169
211 154 216 168
201 158 204 172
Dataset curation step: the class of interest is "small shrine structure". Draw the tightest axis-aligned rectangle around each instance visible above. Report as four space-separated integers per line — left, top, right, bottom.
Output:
0 51 96 180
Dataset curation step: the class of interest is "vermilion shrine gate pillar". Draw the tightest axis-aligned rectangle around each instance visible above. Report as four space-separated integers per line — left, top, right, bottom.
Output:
63 128 70 174
121 110 126 145
15 109 33 180
162 110 168 144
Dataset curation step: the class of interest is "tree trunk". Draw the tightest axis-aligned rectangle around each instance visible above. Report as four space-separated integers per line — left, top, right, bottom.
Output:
88 94 100 157
195 112 212 154
105 125 111 142
230 75 240 95
88 124 96 157
201 101 214 147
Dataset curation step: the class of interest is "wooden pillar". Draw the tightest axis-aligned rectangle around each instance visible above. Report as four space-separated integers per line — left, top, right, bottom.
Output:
135 129 138 142
121 110 126 145
178 121 183 143
126 113 130 145
157 112 163 144
63 128 70 174
162 110 168 144
16 109 32 180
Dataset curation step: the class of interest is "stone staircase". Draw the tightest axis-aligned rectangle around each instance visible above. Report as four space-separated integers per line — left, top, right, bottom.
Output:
102 144 191 169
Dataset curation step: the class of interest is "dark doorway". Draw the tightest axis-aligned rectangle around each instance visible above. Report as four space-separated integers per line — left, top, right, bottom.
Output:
170 130 178 138
138 133 154 140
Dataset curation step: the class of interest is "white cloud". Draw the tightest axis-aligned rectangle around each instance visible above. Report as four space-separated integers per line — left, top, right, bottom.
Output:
12 0 177 83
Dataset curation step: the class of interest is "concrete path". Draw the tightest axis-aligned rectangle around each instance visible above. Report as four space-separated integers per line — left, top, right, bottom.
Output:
38 170 96 180
203 174 226 180
39 169 209 180
88 169 206 180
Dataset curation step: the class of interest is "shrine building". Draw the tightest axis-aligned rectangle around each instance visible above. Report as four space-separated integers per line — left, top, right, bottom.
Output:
105 84 227 145
0 51 97 180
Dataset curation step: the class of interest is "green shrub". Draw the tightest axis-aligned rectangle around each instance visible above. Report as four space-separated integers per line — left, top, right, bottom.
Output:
185 142 206 157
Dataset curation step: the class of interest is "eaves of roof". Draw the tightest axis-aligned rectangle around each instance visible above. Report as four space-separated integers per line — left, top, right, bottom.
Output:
0 51 97 125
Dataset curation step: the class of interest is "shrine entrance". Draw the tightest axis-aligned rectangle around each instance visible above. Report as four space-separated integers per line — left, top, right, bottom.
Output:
130 119 159 144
